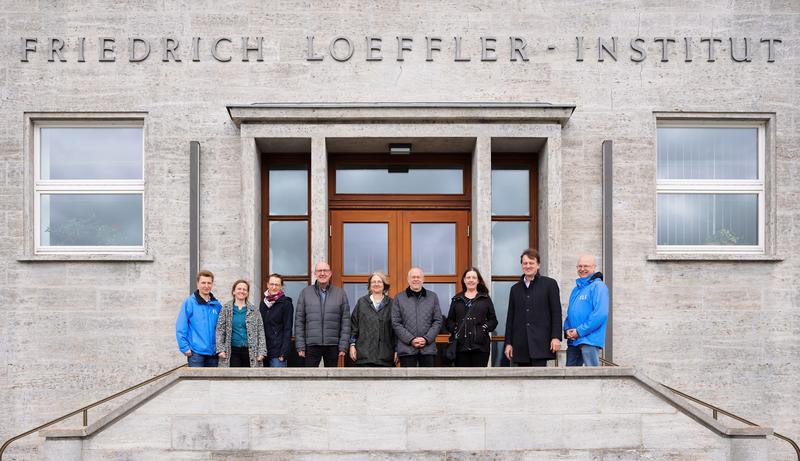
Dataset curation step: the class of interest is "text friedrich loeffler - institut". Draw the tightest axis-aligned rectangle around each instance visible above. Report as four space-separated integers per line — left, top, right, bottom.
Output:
1 1 798 460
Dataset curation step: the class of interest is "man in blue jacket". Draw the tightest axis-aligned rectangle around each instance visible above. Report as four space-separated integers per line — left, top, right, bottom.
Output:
564 255 609 367
176 269 223 367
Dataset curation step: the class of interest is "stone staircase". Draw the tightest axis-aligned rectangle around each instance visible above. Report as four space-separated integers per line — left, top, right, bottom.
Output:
39 367 770 460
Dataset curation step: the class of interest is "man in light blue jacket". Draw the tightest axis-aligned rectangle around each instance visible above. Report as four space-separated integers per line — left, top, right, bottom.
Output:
564 255 609 367
176 269 223 367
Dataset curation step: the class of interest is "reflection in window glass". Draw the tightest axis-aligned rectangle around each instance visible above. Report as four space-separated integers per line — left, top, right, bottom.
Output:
492 169 529 216
657 127 758 180
40 194 143 246
269 221 308 275
491 221 529 275
40 127 143 180
491 281 515 336
412 223 456 275
344 223 388 274
269 169 308 216
657 194 758 246
425 283 456 318
336 168 463 194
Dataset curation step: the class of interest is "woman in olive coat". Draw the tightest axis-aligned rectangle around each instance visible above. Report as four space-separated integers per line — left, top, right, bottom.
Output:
349 272 397 367
447 267 498 367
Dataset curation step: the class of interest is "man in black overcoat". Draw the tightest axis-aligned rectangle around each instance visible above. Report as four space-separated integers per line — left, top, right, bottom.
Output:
503 248 562 366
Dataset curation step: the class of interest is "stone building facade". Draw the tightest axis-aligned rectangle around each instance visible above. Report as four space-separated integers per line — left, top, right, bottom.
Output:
1 1 798 459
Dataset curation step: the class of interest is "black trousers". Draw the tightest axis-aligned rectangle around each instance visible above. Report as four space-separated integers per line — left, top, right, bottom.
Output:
455 350 490 367
515 359 548 367
305 345 339 367
230 346 250 368
399 354 435 367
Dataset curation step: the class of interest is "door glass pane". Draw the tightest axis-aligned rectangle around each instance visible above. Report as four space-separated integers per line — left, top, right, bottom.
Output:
412 223 455 274
491 281 516 336
425 283 456 318
269 169 308 216
269 221 308 275
343 283 364 314
344 223 388 274
336 168 463 194
657 193 758 246
40 127 143 180
40 194 143 246
657 127 758 180
491 221 529 275
492 169 529 216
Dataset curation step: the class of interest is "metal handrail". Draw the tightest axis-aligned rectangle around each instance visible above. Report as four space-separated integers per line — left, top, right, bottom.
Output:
599 357 800 460
0 363 187 460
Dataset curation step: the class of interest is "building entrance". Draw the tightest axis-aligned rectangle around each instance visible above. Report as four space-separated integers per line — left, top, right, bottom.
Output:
330 209 470 315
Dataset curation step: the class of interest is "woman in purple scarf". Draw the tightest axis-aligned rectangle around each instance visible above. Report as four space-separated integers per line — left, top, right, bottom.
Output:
259 274 295 367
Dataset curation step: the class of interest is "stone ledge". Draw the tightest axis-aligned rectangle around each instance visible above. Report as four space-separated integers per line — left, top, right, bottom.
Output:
646 253 783 262
227 102 576 126
38 366 772 442
17 253 155 262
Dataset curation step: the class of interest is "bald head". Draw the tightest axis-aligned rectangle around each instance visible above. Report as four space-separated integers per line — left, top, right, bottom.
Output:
576 255 597 278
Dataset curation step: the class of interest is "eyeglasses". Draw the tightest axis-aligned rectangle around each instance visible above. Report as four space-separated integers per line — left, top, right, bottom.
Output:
315 269 331 273
576 265 594 269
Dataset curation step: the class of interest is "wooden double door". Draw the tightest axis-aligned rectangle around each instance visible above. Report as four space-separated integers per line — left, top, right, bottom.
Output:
330 210 470 314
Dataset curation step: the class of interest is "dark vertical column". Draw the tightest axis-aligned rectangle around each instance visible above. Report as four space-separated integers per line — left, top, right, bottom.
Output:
602 140 613 361
189 141 200 293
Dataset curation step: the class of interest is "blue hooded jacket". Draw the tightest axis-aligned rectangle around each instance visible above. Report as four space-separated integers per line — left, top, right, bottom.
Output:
176 291 222 356
564 272 609 348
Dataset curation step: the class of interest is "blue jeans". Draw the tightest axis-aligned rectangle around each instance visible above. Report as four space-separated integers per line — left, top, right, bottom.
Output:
187 354 219 368
566 344 601 367
268 357 287 368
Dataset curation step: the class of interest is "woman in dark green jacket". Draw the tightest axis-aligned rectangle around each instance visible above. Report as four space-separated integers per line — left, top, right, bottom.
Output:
349 272 397 367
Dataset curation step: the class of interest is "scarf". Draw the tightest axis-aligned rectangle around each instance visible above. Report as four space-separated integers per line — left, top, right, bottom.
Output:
264 290 284 307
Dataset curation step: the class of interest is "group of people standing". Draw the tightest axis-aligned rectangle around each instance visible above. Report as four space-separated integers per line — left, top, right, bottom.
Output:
175 248 609 369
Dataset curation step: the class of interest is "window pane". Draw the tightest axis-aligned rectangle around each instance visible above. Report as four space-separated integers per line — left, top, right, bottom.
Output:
657 194 758 246
40 127 143 180
269 169 307 216
492 169 529 216
344 223 388 274
657 127 758 180
425 283 456 318
269 221 308 275
40 194 142 246
280 280 308 335
491 281 516 336
412 223 455 274
492 221 529 275
336 168 463 194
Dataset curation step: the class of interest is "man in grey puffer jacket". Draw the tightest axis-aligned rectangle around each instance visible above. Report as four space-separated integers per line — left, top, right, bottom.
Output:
391 267 443 367
295 261 351 367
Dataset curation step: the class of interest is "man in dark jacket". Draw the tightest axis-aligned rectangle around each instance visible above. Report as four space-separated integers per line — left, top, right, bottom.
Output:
504 248 562 367
391 267 443 367
295 261 351 367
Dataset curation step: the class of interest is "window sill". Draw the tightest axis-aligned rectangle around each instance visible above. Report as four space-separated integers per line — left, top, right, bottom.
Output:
647 253 783 262
18 253 154 262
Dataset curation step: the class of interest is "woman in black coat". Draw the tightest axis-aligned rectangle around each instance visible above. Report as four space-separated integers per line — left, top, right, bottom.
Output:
349 271 397 367
503 248 562 367
259 273 294 367
447 267 498 367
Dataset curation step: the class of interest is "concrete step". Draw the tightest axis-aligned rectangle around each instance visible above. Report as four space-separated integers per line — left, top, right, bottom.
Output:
39 367 771 460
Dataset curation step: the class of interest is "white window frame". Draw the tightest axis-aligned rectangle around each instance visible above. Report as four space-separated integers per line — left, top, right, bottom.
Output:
656 120 765 254
33 120 145 255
